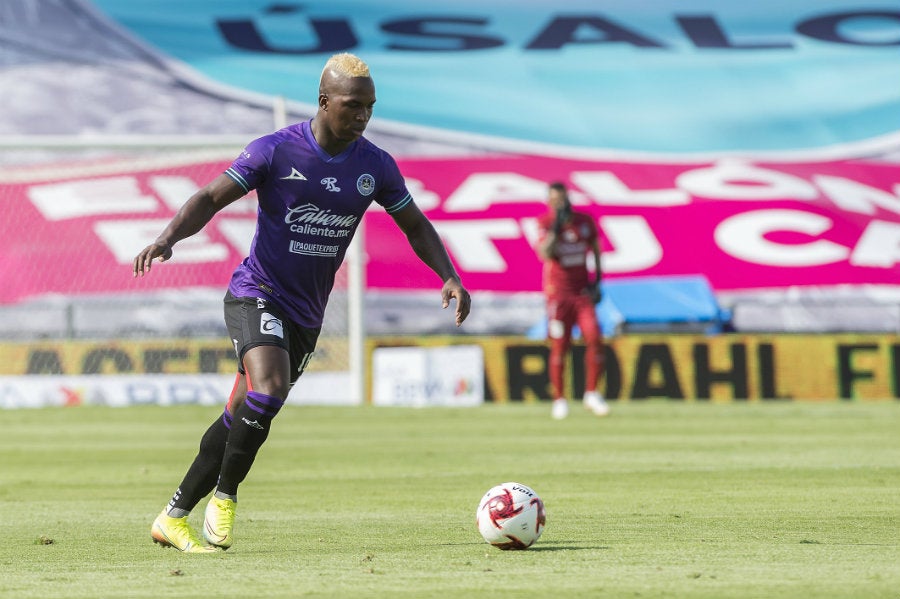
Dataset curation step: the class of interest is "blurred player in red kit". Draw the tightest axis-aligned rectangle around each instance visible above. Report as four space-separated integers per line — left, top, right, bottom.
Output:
534 182 608 419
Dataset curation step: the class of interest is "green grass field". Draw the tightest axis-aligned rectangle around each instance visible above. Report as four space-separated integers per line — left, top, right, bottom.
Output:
1 401 898 599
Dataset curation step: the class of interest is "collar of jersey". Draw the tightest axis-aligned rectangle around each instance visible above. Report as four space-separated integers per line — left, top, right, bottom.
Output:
302 120 358 164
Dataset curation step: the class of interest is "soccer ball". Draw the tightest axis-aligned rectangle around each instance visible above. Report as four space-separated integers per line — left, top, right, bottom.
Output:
476 482 546 550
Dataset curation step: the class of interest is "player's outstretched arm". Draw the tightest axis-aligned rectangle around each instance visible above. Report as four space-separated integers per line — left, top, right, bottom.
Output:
391 202 471 326
133 174 245 277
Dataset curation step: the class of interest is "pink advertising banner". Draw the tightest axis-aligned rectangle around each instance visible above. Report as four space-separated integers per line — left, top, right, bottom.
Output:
371 155 900 293
1 153 898 304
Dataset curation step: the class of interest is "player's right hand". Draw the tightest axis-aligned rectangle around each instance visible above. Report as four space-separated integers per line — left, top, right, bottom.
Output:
552 210 564 235
133 242 173 277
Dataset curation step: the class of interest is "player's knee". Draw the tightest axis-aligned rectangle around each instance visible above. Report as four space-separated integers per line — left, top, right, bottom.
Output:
246 374 290 401
549 339 568 356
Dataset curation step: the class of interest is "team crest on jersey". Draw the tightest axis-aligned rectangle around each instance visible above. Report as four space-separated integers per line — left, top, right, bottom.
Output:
357 173 375 196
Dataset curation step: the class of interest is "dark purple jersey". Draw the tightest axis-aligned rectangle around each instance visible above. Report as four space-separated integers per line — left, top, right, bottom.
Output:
224 120 412 328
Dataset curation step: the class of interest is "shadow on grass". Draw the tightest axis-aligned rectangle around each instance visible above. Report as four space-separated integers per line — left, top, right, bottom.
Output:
438 541 611 552
527 543 611 552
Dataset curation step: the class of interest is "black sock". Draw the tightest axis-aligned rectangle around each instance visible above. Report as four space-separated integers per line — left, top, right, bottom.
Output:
216 391 284 496
167 409 232 514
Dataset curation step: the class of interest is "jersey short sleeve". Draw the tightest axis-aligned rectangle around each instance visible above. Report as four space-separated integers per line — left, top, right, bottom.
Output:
225 135 276 193
374 153 413 215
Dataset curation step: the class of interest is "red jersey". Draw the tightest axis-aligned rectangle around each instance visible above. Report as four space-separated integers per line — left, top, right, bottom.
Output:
536 210 598 298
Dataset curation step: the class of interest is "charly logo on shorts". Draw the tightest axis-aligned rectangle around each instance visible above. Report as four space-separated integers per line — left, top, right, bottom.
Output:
260 312 284 339
357 173 375 196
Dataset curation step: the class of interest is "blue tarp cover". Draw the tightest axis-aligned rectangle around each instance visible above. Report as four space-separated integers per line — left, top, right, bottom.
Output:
529 275 727 338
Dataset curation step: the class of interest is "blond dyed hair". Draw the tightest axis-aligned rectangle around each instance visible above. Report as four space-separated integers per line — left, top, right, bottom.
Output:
321 53 371 80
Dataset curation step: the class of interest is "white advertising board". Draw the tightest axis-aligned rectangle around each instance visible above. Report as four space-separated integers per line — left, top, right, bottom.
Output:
372 345 484 407
0 372 359 409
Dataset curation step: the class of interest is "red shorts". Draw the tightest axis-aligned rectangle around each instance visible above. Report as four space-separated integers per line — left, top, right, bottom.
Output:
546 293 601 342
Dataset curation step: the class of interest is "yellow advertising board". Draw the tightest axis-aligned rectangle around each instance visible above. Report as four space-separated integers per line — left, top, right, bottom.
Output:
1 334 897 401
0 338 347 376
369 334 900 402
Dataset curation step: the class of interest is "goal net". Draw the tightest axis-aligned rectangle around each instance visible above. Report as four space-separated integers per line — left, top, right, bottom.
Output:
0 142 364 407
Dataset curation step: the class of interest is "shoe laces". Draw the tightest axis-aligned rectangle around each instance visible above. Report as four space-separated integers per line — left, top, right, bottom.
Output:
213 498 236 525
172 516 203 540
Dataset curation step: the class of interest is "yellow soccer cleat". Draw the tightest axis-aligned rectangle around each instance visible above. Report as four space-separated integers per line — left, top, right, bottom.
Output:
151 510 217 553
203 496 236 550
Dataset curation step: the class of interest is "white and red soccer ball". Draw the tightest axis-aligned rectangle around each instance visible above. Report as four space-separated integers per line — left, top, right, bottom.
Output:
476 482 546 550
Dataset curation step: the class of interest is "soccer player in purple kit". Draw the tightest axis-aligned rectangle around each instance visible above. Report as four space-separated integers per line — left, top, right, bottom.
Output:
133 53 471 553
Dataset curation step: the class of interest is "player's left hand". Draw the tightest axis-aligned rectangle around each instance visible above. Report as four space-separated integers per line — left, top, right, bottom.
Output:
441 278 471 327
588 281 603 304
